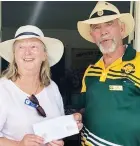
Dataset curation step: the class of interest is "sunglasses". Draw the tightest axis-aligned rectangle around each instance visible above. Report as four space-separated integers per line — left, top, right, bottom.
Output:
29 94 46 117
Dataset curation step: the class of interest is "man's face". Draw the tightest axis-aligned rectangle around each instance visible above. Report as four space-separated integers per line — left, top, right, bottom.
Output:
90 19 125 54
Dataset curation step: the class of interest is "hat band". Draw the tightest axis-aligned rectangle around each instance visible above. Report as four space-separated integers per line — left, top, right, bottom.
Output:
90 10 117 18
15 32 40 38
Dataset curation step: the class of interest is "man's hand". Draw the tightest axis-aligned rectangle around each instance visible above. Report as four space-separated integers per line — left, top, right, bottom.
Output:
73 113 83 131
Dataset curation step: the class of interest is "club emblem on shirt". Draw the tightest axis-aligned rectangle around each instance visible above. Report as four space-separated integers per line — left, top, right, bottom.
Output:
121 63 135 74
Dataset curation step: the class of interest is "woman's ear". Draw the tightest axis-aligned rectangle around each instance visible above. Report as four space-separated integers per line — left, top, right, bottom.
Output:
43 52 47 61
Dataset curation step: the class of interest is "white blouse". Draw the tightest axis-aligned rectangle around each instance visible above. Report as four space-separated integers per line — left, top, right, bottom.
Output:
0 78 64 141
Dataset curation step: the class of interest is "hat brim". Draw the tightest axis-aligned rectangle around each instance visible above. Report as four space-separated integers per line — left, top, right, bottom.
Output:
0 35 64 67
77 13 135 43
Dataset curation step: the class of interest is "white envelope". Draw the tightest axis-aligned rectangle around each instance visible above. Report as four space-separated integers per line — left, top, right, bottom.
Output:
33 115 79 143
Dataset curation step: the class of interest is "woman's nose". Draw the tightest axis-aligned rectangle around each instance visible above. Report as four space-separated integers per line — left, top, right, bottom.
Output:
24 47 32 55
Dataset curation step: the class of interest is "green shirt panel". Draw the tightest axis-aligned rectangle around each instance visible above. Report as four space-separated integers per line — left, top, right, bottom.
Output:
83 74 140 146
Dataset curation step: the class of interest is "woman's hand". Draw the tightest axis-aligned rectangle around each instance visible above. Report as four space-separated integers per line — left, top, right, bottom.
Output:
73 113 83 131
46 140 64 146
18 134 44 146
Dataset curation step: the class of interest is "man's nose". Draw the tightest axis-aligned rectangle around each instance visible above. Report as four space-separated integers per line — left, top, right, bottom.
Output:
100 25 109 36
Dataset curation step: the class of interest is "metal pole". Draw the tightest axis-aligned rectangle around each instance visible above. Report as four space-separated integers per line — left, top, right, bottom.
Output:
134 1 140 51
0 1 2 74
128 1 134 44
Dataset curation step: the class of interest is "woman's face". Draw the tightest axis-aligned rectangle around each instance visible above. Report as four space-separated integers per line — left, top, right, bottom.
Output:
14 38 47 73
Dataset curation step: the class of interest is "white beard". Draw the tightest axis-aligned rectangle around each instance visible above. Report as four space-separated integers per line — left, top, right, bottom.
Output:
98 38 117 54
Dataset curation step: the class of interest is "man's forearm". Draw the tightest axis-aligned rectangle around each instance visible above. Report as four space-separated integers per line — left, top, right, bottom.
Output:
0 137 19 146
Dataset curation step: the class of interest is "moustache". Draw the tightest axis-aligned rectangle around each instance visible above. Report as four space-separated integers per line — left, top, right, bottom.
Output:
98 37 115 45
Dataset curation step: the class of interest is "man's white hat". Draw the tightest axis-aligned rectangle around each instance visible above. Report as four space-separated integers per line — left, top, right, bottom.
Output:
77 1 135 43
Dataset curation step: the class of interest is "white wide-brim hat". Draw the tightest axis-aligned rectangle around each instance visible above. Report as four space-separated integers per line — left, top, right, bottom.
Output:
77 1 135 43
0 25 64 67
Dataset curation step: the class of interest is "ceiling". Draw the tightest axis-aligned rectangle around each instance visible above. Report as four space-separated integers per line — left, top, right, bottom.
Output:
2 1 131 30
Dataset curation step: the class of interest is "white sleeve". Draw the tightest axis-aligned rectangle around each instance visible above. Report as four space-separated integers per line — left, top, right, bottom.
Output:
0 97 8 137
51 81 65 116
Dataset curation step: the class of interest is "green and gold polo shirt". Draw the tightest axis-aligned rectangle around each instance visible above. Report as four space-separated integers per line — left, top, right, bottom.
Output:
78 45 140 146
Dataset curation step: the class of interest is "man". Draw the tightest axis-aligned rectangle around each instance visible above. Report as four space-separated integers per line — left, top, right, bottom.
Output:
75 1 140 146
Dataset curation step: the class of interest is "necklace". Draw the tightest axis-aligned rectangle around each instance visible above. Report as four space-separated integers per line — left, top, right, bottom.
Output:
33 83 40 95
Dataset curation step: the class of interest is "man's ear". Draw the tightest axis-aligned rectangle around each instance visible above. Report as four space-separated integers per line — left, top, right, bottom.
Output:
120 22 125 38
89 30 95 42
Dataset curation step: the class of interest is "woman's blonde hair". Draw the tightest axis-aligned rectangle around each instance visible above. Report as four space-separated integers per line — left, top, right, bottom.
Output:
2 44 51 87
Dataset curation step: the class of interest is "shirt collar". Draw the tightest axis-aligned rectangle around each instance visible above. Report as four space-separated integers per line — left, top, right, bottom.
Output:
94 44 136 68
122 44 136 61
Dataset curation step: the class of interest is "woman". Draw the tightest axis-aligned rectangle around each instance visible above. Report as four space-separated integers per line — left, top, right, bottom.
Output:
0 25 82 146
